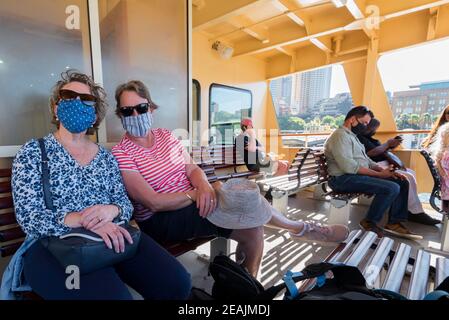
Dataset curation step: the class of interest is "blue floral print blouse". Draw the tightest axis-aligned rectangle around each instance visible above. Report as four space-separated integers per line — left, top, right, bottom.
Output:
12 134 133 238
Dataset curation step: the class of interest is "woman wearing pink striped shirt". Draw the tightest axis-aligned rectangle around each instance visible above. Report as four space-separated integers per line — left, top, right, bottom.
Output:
112 81 348 276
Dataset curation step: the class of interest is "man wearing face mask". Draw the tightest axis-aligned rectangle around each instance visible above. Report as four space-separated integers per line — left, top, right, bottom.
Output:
358 118 440 226
324 106 422 240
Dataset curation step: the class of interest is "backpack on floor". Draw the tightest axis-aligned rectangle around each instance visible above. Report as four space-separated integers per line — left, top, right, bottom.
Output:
209 254 265 300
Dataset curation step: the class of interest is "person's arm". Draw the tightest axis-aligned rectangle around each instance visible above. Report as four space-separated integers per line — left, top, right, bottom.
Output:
244 130 258 153
366 143 390 157
366 139 401 157
12 141 76 238
357 166 395 179
107 154 134 222
113 147 196 213
331 133 363 174
121 170 196 212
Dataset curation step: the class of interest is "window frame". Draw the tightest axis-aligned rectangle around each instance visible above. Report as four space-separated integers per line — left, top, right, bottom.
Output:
192 79 201 122
208 83 253 144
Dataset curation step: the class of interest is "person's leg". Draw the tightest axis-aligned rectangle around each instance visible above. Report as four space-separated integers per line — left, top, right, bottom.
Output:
329 174 400 224
386 177 409 224
115 233 191 300
228 227 264 277
138 203 233 244
266 208 349 243
23 242 133 300
398 169 424 214
274 160 289 176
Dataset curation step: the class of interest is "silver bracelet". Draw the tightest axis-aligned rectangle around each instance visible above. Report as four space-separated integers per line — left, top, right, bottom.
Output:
185 192 194 202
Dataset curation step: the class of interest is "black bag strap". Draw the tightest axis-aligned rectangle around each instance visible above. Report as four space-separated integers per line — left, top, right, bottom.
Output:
38 138 55 212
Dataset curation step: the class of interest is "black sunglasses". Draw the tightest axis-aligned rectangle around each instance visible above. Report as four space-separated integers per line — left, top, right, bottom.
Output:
59 89 97 107
119 103 150 117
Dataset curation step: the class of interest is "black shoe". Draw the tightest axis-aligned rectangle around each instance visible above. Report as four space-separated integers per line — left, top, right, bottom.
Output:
407 212 441 226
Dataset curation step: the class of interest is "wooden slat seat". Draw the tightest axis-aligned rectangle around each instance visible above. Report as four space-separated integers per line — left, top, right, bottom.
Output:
313 230 448 300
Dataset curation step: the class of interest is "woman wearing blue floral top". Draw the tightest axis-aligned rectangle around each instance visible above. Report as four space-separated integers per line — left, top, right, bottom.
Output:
4 71 191 300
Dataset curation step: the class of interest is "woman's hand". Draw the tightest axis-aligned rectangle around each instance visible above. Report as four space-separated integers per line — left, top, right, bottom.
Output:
91 222 133 253
80 205 119 231
196 182 217 218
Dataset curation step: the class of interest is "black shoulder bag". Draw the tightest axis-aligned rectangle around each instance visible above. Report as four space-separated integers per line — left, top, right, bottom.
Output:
37 138 141 275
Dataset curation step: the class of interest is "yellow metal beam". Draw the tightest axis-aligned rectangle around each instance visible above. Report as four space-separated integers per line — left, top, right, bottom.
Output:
229 15 270 43
310 37 333 53
271 0 306 27
193 0 271 31
234 0 449 57
234 9 351 56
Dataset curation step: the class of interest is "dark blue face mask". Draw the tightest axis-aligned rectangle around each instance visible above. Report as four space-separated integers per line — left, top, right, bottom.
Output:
57 99 96 134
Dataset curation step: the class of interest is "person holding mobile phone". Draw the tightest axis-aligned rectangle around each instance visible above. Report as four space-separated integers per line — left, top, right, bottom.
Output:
357 117 440 226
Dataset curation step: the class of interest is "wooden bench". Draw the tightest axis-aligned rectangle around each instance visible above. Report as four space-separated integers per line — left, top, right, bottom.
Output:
257 148 370 224
421 149 449 253
256 148 328 214
192 144 262 182
300 229 449 299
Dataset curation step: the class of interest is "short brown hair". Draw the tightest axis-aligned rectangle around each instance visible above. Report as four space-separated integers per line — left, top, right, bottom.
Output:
50 70 108 135
115 80 159 117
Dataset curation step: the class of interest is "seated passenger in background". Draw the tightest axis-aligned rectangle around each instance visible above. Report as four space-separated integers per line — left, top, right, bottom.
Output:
324 106 422 240
430 122 449 213
2 71 191 300
235 118 289 176
358 118 440 226
112 80 349 277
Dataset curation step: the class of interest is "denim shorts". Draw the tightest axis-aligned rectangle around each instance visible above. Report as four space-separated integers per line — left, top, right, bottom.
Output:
137 203 233 244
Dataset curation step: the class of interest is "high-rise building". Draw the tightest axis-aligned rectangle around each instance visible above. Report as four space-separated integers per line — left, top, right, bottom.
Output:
270 76 293 113
298 67 332 114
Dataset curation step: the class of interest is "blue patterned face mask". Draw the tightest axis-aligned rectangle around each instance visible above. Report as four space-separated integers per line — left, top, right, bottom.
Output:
57 99 96 134
121 112 153 137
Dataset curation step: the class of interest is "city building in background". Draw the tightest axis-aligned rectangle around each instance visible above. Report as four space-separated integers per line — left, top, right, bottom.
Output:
270 66 352 134
392 80 449 130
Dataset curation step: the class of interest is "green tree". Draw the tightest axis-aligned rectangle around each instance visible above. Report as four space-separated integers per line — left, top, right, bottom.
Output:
396 113 411 130
321 115 336 127
335 115 345 127
420 113 432 129
290 117 306 130
409 114 420 129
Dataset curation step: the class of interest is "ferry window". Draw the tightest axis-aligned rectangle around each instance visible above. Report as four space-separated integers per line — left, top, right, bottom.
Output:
192 79 201 146
269 65 353 139
0 0 92 146
209 84 252 145
378 38 449 148
99 0 188 143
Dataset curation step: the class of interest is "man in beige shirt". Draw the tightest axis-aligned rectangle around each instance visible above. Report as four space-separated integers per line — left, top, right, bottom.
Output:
325 106 422 240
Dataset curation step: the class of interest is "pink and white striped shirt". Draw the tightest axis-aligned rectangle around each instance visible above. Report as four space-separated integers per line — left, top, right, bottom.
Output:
112 128 193 221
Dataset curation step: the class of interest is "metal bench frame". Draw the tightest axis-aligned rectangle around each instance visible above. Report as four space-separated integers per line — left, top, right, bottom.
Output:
420 149 449 254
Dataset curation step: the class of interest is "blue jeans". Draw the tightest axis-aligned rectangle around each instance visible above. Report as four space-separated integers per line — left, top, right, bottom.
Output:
328 174 409 224
23 233 192 300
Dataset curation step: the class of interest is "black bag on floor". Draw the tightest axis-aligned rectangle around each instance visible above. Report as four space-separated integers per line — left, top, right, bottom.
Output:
209 254 265 300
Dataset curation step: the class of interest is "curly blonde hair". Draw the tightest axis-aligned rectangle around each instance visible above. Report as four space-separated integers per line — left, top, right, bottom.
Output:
50 70 108 135
430 122 449 179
